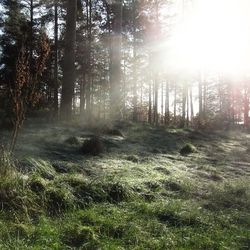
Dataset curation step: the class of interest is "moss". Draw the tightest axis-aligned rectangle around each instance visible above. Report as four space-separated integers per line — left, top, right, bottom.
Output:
163 180 183 192
126 155 140 163
52 162 72 173
64 136 80 145
180 143 197 155
81 136 105 156
106 129 124 137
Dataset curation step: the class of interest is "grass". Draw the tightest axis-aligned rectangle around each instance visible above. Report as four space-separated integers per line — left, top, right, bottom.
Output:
0 122 249 249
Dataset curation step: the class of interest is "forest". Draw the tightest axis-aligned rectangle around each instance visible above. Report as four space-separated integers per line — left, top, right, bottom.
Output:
0 0 249 249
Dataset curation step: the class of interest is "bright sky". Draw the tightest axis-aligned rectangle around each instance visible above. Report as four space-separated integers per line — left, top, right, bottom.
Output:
166 0 250 77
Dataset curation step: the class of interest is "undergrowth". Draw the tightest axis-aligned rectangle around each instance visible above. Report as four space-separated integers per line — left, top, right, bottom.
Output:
0 125 249 249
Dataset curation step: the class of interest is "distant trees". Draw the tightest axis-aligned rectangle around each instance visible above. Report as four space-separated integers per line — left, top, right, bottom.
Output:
0 0 249 130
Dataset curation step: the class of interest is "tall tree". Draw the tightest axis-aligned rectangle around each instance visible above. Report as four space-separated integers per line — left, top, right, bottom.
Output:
109 0 123 120
60 0 77 120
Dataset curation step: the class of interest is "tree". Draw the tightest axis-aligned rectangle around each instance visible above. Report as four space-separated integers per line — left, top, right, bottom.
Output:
109 0 123 120
60 0 77 121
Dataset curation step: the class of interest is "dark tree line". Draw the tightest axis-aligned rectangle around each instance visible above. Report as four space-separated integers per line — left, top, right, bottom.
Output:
0 0 250 130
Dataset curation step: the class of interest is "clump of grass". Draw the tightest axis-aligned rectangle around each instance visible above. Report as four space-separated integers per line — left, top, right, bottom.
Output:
52 162 72 173
163 180 184 192
0 150 40 217
45 187 75 215
64 136 80 145
12 223 35 238
81 136 105 156
0 150 22 210
69 178 135 204
28 175 47 193
180 143 197 155
103 182 135 203
126 155 140 163
145 181 162 192
61 224 98 248
105 128 124 137
204 180 250 211
28 159 56 180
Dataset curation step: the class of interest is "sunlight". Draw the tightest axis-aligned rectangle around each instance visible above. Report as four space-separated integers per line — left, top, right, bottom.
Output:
168 0 250 75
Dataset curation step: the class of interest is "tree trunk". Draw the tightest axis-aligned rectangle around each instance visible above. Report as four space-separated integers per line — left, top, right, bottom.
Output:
174 82 177 124
132 0 137 121
80 77 86 117
153 75 159 125
181 83 187 127
199 71 203 119
110 0 122 121
165 80 170 125
148 80 152 123
244 82 249 128
53 0 59 118
190 85 194 122
60 0 77 121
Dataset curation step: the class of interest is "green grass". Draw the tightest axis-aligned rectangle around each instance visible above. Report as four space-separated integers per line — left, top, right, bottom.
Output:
0 123 249 249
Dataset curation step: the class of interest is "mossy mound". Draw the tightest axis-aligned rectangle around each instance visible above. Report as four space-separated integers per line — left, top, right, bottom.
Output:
180 143 196 155
81 136 105 156
126 155 140 163
106 129 124 137
103 182 134 203
28 176 47 193
64 136 80 145
45 187 74 215
52 162 72 173
62 225 98 248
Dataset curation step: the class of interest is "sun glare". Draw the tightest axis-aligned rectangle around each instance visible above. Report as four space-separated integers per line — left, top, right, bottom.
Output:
168 0 250 76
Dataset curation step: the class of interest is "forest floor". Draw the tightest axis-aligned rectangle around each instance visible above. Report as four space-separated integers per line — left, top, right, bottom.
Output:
0 119 250 249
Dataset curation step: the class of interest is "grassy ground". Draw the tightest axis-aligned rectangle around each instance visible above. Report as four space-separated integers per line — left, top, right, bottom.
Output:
0 120 249 249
